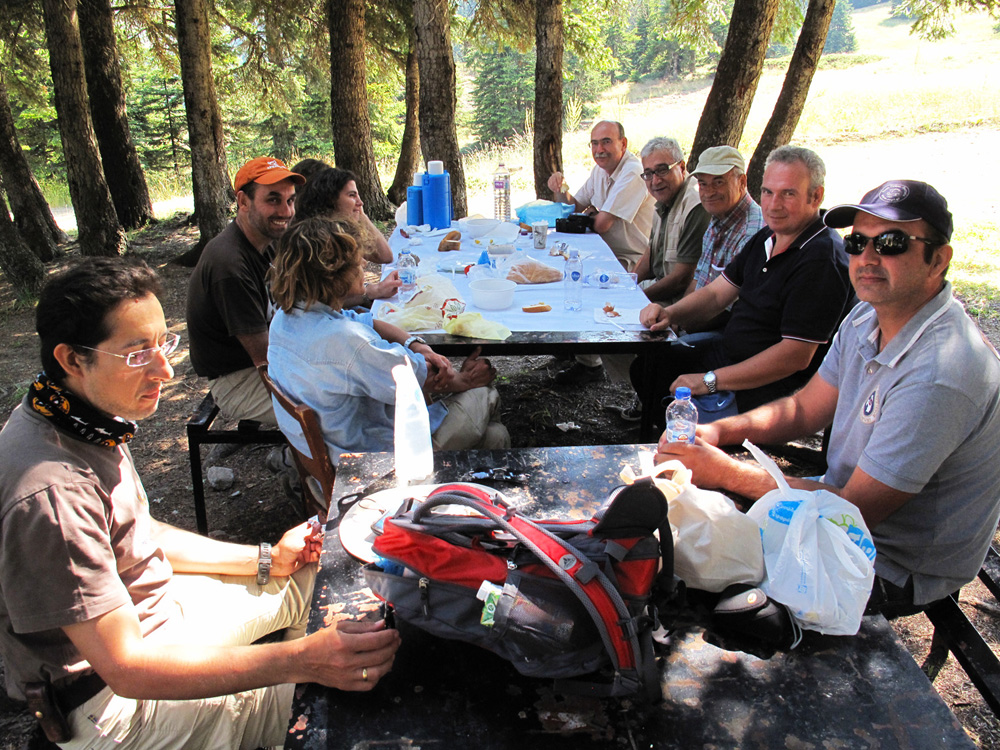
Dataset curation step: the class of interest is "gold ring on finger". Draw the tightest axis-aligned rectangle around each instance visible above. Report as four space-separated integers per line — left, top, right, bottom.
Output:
362 667 369 681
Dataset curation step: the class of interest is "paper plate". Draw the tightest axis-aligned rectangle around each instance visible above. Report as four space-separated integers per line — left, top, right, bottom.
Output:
339 482 495 563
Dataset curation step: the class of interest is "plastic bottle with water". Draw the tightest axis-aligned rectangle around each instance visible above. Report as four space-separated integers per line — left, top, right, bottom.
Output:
392 363 433 486
665 387 698 443
397 246 418 302
493 163 511 222
563 248 582 311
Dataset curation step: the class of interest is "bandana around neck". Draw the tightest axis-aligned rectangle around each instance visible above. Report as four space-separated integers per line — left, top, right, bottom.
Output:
29 372 136 448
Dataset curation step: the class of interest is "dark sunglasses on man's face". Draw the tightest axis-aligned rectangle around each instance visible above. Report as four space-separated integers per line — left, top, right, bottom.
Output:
843 229 937 256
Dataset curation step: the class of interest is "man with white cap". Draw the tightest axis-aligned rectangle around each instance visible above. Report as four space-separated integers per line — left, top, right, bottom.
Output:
187 157 305 425
633 137 709 306
688 146 765 297
657 179 1000 618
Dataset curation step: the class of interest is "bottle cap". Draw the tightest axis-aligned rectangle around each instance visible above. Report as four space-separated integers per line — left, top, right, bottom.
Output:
568 248 579 259
412 173 423 186
428 160 444 175
675 387 692 400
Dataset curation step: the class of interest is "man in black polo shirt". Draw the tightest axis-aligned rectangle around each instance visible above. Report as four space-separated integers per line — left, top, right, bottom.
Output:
632 145 853 420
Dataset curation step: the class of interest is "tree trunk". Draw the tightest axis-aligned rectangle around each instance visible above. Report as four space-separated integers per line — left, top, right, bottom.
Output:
78 0 154 230
40 0 126 257
327 0 395 220
413 0 467 219
173 0 232 266
747 0 836 199
388 37 421 207
0 189 47 298
0 77 64 261
533 0 563 200
689 0 781 172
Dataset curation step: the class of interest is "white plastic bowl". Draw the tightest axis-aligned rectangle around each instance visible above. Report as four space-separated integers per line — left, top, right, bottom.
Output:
460 217 501 238
469 279 516 310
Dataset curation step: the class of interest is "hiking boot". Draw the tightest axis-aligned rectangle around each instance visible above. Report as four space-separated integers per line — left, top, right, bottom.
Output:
554 362 605 385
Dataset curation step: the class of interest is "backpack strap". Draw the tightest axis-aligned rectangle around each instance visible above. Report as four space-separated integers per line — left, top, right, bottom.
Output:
414 489 644 681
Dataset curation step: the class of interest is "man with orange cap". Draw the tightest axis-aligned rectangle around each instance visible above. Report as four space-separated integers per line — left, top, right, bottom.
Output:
187 157 305 425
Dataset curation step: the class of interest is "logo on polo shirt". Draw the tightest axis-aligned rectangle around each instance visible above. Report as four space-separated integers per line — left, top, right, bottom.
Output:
876 183 909 204
860 387 879 424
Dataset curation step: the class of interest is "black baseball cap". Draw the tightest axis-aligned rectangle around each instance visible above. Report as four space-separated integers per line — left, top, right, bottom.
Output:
824 180 953 242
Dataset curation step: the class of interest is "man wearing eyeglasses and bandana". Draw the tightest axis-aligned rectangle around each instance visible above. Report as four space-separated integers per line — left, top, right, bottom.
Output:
549 121 656 385
632 137 709 306
0 258 399 747
657 180 1000 619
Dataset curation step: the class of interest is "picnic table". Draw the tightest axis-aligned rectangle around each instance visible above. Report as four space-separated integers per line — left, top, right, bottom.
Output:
283 444 974 749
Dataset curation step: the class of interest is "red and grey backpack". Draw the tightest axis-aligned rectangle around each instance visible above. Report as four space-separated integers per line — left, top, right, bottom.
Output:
363 478 673 702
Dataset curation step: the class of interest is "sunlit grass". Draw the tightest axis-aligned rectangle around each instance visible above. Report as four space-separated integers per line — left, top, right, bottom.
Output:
951 222 1000 324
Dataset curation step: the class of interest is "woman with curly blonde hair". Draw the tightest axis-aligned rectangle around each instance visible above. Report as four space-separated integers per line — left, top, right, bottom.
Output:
267 216 509 465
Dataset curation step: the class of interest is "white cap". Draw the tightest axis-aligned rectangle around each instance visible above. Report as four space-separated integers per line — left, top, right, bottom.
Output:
428 160 444 175
412 173 423 186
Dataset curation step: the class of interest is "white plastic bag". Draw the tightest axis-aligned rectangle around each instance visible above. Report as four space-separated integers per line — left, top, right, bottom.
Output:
743 440 876 636
623 460 765 593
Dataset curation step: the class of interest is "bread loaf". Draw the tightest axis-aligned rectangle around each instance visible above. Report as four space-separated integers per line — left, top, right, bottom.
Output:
437 230 462 252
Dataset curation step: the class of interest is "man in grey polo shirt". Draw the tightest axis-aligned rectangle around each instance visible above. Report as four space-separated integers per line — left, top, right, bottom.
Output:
655 180 1000 618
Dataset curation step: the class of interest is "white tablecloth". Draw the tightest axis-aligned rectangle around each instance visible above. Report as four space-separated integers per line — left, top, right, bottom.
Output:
380 223 650 333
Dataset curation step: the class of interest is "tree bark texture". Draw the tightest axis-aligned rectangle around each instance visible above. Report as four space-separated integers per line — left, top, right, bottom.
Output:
0 77 63 261
746 0 836 199
0 190 46 298
327 0 395 220
388 38 421 206
78 0 153 229
173 0 231 265
689 0 781 172
41 0 126 257
413 0 467 219
533 0 563 199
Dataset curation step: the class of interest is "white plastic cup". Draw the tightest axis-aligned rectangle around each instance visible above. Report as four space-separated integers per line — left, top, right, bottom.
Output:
532 221 548 250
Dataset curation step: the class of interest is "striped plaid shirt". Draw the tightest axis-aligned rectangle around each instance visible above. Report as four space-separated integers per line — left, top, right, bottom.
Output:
691 192 765 290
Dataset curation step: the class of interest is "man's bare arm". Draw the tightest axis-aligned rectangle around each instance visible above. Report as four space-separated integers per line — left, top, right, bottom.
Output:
236 331 269 367
671 338 818 396
63 605 400 700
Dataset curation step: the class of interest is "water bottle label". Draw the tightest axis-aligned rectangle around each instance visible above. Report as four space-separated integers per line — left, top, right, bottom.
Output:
494 178 508 190
597 271 611 287
399 269 416 285
570 271 582 282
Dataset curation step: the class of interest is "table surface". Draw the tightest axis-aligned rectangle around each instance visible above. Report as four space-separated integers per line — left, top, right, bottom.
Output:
284 445 974 750
378 224 666 355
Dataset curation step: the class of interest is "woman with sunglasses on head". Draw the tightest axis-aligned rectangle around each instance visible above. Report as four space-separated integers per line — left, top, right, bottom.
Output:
267 216 509 467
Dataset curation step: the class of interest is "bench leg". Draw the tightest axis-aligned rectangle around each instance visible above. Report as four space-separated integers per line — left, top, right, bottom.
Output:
188 435 209 535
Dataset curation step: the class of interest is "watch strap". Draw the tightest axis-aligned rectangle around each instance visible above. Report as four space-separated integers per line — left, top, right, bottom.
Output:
404 335 427 350
257 542 272 586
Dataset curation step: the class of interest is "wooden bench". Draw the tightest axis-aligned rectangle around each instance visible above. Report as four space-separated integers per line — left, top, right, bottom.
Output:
186 392 285 534
923 544 1000 717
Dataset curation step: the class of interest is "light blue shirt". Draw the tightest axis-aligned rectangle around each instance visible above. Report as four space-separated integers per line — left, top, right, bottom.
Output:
268 303 447 465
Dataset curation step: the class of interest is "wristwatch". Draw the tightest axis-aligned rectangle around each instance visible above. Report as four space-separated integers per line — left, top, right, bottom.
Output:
361 283 372 305
703 371 718 394
404 335 428 351
257 542 272 586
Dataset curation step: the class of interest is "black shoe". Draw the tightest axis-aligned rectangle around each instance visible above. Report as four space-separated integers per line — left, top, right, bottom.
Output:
554 362 605 385
619 398 643 422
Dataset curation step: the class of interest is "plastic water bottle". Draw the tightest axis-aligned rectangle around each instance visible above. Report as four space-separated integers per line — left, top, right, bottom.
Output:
392 363 433 486
397 246 418 302
665 387 698 443
493 163 511 222
564 248 582 311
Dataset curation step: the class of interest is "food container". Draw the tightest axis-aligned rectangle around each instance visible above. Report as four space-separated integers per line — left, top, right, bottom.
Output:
459 217 501 238
468 279 516 310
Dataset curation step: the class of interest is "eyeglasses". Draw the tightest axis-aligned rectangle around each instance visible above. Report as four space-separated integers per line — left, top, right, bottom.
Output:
843 230 937 256
640 161 681 182
79 333 181 367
